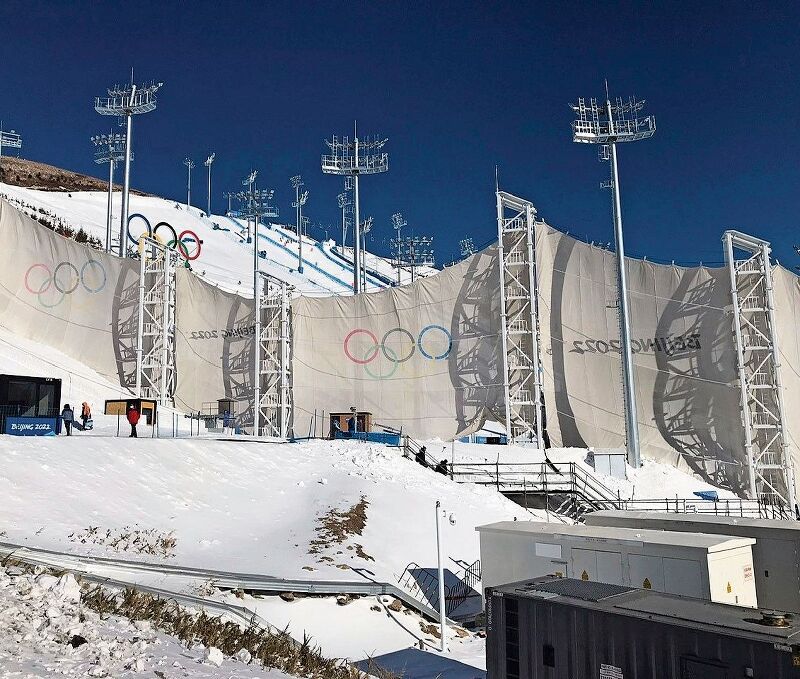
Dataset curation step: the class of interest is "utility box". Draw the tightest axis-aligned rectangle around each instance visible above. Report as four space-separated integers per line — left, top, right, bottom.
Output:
592 448 627 480
486 576 800 679
585 510 800 613
477 521 758 607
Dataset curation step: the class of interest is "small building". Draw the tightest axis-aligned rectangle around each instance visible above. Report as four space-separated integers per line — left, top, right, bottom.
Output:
585 509 800 613
104 398 157 425
487 576 800 679
330 411 372 436
0 374 62 435
477 521 757 608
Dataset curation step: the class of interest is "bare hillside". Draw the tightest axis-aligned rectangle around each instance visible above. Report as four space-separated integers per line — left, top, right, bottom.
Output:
0 156 147 195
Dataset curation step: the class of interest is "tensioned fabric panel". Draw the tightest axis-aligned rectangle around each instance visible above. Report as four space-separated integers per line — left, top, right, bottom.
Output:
535 222 749 495
290 246 504 440
0 199 139 389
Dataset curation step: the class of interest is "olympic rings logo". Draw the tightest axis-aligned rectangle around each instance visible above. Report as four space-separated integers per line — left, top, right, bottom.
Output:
127 214 202 261
24 259 107 308
343 325 452 380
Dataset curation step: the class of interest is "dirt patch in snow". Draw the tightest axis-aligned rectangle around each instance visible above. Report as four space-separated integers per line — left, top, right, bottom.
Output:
68 525 177 558
309 496 374 563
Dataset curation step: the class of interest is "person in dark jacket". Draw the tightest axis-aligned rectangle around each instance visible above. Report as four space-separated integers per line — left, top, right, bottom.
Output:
415 445 429 468
127 404 140 438
60 404 74 436
434 458 449 476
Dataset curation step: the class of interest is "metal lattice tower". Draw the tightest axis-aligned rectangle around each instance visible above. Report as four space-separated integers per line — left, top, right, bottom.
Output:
570 89 656 467
95 77 163 257
237 178 279 436
496 191 545 448
257 272 292 438
322 125 388 293
723 230 795 513
291 175 309 274
91 132 128 253
135 238 180 406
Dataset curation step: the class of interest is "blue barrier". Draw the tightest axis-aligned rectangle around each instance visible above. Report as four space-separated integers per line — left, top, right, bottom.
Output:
5 417 60 436
334 430 401 446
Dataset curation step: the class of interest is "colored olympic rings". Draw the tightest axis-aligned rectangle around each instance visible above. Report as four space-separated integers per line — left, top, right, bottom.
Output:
343 325 452 380
127 214 202 261
24 259 107 308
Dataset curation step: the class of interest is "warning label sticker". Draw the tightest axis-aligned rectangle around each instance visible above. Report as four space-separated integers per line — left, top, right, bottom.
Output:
600 663 623 679
744 565 754 581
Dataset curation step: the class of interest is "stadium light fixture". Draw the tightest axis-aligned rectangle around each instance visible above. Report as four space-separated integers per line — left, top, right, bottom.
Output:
291 175 309 274
184 158 195 208
91 132 128 252
322 122 388 293
95 76 163 257
0 124 22 163
391 212 407 285
459 237 475 258
204 153 215 216
570 85 656 468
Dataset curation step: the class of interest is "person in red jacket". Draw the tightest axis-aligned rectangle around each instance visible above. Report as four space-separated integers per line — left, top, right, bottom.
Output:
127 404 140 438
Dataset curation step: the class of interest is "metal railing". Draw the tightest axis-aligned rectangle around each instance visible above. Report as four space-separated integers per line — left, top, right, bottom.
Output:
617 497 793 520
397 557 482 618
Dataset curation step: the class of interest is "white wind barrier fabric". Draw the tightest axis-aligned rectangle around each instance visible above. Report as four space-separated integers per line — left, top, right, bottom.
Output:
0 199 139 388
535 223 750 495
771 265 800 485
291 247 504 440
174 268 255 419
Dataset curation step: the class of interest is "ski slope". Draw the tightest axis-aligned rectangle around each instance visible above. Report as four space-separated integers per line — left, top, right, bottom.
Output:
0 183 434 298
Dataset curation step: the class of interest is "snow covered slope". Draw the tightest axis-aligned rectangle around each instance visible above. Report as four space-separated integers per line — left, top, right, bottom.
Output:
0 183 434 297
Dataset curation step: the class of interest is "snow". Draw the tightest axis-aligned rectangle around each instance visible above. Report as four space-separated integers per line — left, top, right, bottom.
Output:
0 565 291 678
0 183 434 298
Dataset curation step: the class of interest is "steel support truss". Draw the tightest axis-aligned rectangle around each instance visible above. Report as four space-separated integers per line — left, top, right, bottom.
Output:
495 191 545 447
135 238 180 406
256 272 292 438
723 230 796 513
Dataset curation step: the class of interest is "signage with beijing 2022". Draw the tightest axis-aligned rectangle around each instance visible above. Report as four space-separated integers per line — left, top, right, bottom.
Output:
5 417 58 436
600 664 623 679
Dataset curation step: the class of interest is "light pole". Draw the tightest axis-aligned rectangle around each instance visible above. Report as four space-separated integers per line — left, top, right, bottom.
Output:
322 124 388 294
204 153 215 216
94 78 163 257
570 88 656 468
291 175 309 274
91 132 127 253
435 500 448 654
184 158 195 208
391 212 406 285
337 190 352 249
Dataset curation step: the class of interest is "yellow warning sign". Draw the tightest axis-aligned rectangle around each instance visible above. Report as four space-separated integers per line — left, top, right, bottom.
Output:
727 581 732 594
642 578 652 589
581 570 589 581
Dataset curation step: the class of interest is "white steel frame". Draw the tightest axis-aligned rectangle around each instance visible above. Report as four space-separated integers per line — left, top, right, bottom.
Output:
135 237 179 406
723 230 796 512
256 272 292 438
496 190 545 447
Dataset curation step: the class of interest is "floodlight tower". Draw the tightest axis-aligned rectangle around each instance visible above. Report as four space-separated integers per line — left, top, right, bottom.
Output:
290 175 309 274
0 124 22 162
95 78 163 257
91 132 128 252
204 153 215 216
401 235 434 283
237 180 278 437
460 237 475 258
337 191 353 248
184 158 195 208
360 216 373 291
322 124 388 293
570 87 656 468
223 192 235 216
391 212 407 284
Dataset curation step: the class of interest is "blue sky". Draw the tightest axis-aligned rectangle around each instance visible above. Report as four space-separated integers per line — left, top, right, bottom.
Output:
2 1 799 266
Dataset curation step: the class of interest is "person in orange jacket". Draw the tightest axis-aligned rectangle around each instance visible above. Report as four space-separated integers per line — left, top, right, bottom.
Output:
80 402 91 430
127 404 140 438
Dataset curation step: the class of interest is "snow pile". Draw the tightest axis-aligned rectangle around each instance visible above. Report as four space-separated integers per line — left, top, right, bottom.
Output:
0 565 286 678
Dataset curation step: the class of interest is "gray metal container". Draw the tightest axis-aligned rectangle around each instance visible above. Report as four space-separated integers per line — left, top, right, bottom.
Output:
487 576 800 679
585 510 800 613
